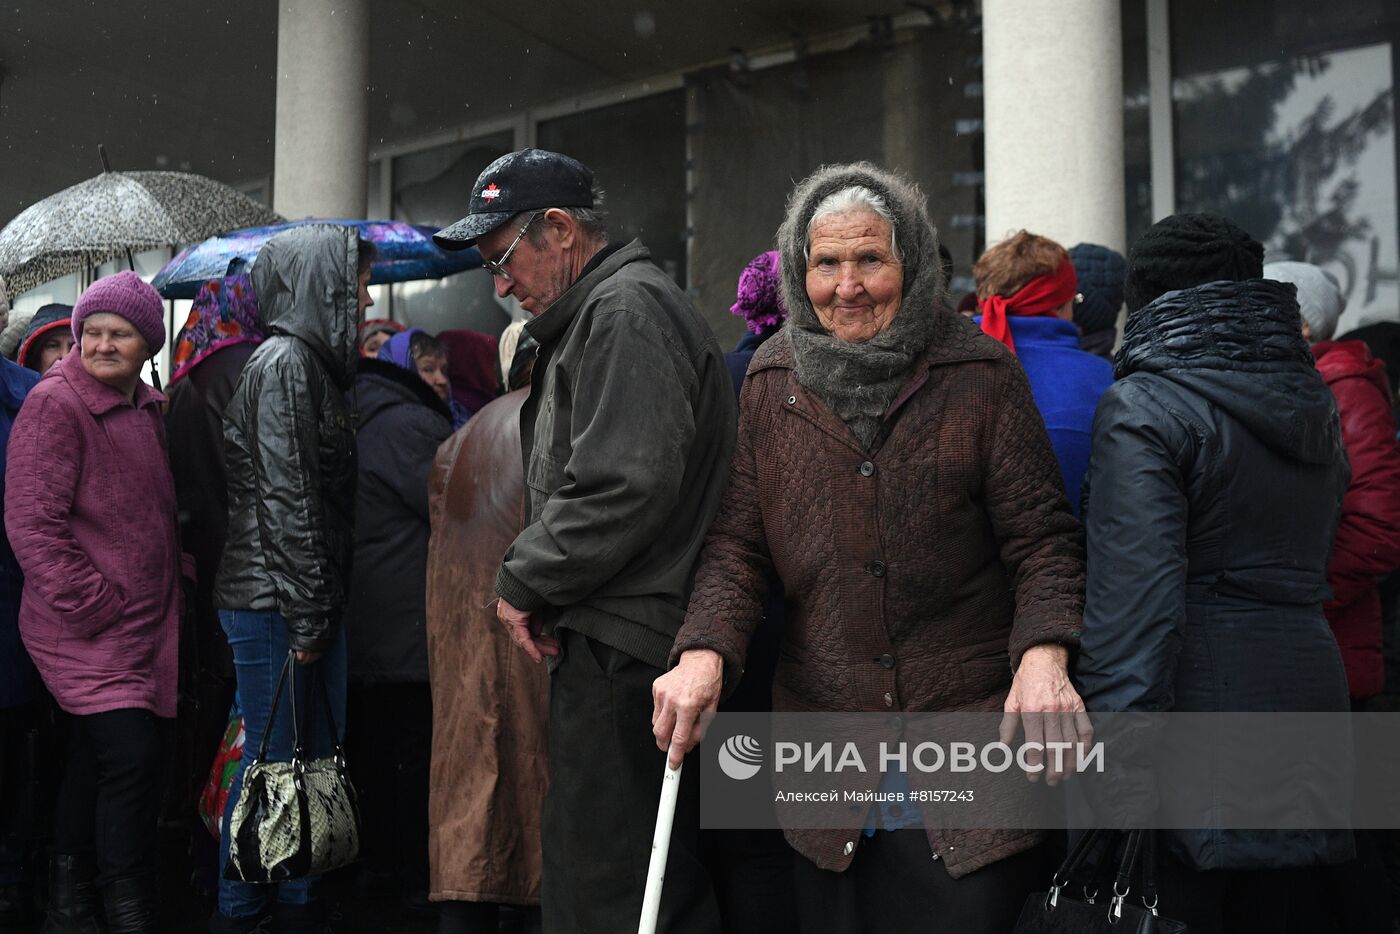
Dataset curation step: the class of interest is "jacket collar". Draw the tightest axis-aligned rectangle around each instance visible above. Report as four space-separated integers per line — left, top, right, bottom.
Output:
749 309 1006 376
525 239 651 346
353 356 453 420
752 312 1006 457
54 348 165 416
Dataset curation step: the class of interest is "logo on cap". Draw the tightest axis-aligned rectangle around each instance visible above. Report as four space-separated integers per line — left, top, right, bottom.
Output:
481 183 502 202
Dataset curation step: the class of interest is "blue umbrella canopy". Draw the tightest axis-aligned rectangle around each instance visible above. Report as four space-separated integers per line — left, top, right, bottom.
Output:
152 218 483 299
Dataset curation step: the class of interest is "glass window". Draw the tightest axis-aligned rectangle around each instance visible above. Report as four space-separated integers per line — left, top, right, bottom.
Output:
390 131 517 337
1122 0 1153 248
689 23 984 345
1169 0 1399 331
537 91 688 287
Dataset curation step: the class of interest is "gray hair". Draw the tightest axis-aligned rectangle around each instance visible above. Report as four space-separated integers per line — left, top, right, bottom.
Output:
805 186 902 262
776 162 946 336
528 185 609 245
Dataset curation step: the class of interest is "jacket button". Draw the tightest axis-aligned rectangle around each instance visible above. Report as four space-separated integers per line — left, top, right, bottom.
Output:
879 653 895 669
787 395 797 405
859 460 875 477
843 841 854 856
867 560 886 578
883 692 894 708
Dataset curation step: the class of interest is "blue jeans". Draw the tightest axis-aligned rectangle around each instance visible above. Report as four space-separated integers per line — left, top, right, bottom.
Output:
217 609 347 920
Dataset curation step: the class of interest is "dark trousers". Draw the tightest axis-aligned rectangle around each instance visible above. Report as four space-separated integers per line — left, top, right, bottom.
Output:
437 900 542 934
1155 857 1297 934
701 829 798 934
792 830 1045 934
52 708 172 887
347 681 432 895
543 629 720 934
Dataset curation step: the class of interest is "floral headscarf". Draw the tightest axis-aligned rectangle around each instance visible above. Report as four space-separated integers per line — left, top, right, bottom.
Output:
169 273 263 387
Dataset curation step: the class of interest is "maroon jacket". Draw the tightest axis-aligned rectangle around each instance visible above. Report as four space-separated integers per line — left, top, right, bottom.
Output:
5 351 182 717
1315 339 1400 699
673 322 1084 878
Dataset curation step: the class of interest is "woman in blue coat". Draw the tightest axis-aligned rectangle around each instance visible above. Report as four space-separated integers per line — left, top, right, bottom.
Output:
974 231 1113 514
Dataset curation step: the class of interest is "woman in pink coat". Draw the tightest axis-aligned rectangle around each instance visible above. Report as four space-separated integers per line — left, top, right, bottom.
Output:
4 271 181 934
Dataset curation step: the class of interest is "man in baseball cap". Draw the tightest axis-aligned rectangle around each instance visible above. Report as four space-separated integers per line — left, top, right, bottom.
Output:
437 150 731 932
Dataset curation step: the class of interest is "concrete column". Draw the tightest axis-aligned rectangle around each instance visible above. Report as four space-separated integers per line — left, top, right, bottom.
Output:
273 0 369 219
982 0 1125 253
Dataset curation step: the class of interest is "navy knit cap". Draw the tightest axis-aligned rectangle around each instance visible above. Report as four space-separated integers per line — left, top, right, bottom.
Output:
1068 243 1125 335
1124 213 1264 313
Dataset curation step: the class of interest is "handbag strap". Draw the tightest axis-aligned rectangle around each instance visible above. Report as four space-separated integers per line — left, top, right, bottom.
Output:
1052 828 1105 888
1109 830 1145 921
254 652 298 763
308 661 347 756
1140 830 1160 913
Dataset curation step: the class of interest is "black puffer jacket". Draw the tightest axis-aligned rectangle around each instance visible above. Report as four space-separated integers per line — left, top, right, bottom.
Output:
342 358 451 683
214 225 362 653
1077 278 1353 869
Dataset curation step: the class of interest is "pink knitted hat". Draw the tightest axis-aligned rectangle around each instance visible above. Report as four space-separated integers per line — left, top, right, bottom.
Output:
72 270 166 352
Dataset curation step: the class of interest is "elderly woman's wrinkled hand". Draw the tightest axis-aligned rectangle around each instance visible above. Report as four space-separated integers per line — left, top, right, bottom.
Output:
999 644 1093 786
651 649 724 769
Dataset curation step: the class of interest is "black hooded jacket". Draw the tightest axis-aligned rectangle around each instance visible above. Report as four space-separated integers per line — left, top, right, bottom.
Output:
214 225 362 653
1077 278 1353 870
342 358 451 683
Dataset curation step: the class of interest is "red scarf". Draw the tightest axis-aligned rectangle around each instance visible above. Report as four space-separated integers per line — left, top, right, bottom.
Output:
977 260 1078 354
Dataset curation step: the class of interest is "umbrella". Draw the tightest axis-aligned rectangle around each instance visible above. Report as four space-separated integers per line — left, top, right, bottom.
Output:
152 219 483 299
0 162 283 295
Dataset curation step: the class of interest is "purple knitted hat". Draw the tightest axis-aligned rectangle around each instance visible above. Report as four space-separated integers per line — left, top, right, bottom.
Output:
72 270 166 353
729 250 787 336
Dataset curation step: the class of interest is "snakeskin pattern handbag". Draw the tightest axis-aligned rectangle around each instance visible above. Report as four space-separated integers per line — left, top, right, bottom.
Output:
225 652 361 882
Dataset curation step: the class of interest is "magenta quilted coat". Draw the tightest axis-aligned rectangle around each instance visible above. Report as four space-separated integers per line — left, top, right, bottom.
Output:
4 350 181 717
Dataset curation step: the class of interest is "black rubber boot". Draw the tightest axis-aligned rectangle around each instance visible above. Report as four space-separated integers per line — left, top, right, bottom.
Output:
99 874 156 934
39 853 104 934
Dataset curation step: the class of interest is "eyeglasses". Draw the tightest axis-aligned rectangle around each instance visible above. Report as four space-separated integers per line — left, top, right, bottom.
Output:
481 212 543 281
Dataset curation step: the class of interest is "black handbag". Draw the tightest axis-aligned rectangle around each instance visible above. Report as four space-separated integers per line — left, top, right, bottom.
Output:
224 652 361 882
1013 830 1188 934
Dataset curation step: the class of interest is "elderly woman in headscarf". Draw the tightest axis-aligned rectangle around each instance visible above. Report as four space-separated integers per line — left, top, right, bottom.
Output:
653 163 1087 933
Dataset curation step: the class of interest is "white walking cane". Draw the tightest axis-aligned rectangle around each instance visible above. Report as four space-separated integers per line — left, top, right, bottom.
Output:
637 743 684 934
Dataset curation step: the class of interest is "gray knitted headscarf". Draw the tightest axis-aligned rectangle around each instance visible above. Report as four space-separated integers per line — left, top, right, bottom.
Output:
777 163 945 449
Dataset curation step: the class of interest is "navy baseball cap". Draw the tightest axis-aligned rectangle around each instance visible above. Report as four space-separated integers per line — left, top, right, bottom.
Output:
433 148 595 251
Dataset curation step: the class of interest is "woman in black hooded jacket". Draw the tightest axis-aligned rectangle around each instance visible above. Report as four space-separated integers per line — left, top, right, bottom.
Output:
1075 214 1353 934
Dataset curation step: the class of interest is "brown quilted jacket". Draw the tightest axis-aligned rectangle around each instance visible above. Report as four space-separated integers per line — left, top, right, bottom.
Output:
672 314 1085 878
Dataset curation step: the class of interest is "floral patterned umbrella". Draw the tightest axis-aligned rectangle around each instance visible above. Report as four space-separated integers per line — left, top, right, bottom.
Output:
152 219 483 299
0 169 283 295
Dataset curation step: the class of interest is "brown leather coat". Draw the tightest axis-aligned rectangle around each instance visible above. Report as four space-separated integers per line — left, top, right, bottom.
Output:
425 390 549 904
673 317 1085 879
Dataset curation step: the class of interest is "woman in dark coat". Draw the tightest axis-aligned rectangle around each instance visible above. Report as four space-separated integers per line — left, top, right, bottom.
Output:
343 327 453 913
1076 214 1353 933
163 273 264 885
